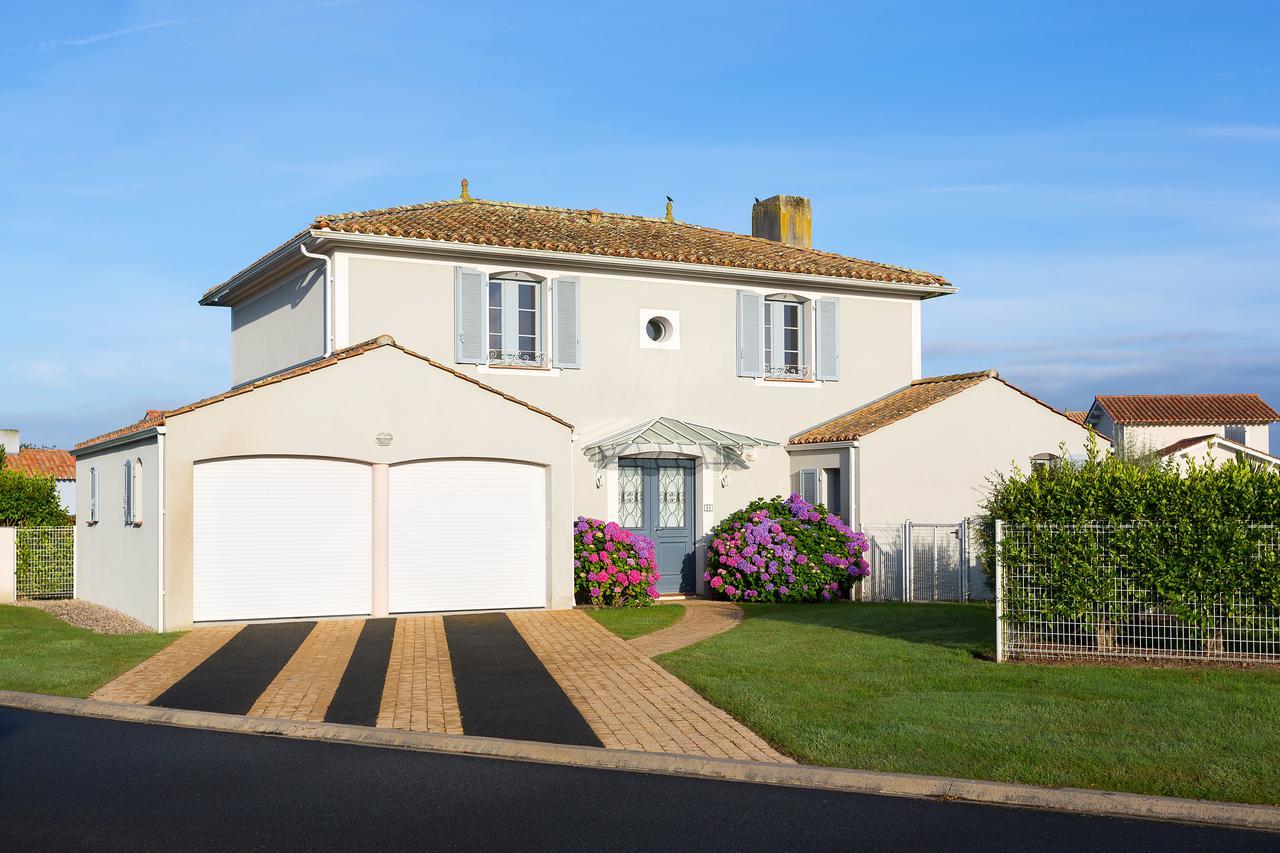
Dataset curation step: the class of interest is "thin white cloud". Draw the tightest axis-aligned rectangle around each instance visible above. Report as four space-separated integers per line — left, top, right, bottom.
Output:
39 18 208 50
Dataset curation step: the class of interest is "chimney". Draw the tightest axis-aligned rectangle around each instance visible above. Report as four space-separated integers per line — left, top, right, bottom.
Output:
0 429 18 457
752 195 812 249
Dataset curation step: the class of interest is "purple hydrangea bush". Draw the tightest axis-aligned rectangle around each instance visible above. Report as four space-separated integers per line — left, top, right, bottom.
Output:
705 494 870 603
573 516 661 607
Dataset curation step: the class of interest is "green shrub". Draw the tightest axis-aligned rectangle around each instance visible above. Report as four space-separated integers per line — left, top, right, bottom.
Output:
978 434 1280 630
0 469 71 527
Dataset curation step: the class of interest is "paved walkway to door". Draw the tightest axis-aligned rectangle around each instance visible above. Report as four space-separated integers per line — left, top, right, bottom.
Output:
627 600 744 657
92 610 788 763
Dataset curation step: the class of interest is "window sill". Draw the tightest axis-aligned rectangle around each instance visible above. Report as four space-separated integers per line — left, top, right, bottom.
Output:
763 376 816 384
477 363 562 378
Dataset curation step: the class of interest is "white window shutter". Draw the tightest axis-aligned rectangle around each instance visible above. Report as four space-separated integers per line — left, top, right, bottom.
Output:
551 277 581 369
89 467 98 524
799 469 820 505
815 298 840 381
123 459 133 525
736 290 765 377
453 266 486 364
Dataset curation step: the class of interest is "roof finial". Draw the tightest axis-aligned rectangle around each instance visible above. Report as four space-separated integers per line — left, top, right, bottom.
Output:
460 178 471 201
665 195 674 223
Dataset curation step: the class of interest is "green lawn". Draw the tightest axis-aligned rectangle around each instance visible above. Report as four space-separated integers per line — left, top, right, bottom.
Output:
586 603 685 639
0 605 182 698
660 602 1280 805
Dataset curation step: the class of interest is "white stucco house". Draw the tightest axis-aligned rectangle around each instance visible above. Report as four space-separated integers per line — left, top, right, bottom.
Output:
72 187 1098 630
2 429 76 514
1083 394 1279 468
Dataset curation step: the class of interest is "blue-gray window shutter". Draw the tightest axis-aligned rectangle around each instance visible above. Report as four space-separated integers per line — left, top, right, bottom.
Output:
123 459 133 525
815 297 840 381
551 276 581 369
453 266 486 364
736 290 765 377
90 467 98 524
799 469 820 505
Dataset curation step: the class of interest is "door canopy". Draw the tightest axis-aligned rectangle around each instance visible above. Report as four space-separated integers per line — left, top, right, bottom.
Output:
583 417 777 467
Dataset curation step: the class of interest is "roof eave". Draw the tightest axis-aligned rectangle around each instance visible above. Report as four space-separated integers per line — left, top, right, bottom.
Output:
305 230 956 298
200 231 312 306
72 426 162 457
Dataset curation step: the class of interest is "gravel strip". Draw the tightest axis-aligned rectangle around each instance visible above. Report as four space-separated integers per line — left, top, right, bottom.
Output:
19 599 154 635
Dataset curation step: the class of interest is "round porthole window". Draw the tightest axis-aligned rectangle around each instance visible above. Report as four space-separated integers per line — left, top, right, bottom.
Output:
645 316 672 342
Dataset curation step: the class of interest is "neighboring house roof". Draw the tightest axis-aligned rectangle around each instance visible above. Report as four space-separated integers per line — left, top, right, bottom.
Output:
1094 394 1280 426
74 335 572 452
584 417 779 457
1064 411 1088 425
5 448 76 480
1155 433 1280 467
789 370 1099 445
204 195 951 302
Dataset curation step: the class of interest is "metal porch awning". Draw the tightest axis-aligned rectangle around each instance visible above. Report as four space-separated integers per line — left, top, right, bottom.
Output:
583 417 778 461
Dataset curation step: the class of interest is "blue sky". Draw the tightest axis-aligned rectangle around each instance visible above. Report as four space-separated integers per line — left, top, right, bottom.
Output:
2 1 1278 450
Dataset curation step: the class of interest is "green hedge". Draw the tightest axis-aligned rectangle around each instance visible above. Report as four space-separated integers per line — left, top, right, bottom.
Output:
978 436 1280 632
0 469 71 527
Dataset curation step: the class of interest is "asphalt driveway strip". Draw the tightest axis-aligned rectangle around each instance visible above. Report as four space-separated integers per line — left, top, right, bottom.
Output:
151 621 316 715
324 617 396 727
443 612 603 747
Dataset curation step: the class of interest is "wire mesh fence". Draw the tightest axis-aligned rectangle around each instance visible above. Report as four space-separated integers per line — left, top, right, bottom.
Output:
996 521 1280 664
15 526 75 600
861 521 988 602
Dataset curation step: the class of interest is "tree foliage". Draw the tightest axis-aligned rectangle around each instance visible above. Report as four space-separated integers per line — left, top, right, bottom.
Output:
0 469 72 527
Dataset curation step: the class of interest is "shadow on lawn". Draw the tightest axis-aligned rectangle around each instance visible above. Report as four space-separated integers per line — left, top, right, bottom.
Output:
740 601 998 659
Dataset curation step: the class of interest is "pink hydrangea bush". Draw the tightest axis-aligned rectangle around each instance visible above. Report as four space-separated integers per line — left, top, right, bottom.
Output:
573 517 661 607
705 494 870 603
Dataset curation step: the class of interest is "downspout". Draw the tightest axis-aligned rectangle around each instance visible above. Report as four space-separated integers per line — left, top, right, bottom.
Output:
300 241 334 356
156 426 167 632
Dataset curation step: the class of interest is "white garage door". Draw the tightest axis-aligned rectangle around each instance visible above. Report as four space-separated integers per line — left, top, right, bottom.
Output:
389 460 546 613
193 457 373 622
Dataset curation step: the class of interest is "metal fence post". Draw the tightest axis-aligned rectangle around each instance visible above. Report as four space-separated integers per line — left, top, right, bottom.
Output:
994 519 1004 663
901 521 911 602
959 519 969 602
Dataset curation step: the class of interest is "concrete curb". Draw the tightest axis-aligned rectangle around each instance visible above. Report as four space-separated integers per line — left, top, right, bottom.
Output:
2 690 1277 833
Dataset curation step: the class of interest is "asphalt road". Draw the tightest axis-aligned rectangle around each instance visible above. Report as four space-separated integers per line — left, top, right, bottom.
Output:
0 707 1273 852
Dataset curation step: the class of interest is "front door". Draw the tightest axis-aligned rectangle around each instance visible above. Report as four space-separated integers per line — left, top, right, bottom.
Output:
618 458 696 594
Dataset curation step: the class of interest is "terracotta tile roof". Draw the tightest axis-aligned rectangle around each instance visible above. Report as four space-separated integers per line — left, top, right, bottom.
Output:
75 336 572 451
5 448 76 480
1155 434 1220 456
1064 411 1088 425
1095 394 1280 426
790 371 996 445
308 197 950 288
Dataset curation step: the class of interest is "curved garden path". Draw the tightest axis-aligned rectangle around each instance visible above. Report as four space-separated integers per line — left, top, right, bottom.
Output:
628 599 743 657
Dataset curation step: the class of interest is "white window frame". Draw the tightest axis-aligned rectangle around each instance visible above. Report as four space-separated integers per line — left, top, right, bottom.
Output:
486 272 545 368
763 294 810 380
89 467 98 525
124 458 143 527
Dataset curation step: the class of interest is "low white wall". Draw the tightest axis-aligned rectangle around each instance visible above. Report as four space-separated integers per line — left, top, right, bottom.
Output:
0 527 14 604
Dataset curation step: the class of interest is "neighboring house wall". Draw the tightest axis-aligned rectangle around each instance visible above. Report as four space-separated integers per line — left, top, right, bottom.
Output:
54 480 75 515
75 438 161 629
855 379 1097 523
1164 440 1277 476
230 261 326 385
159 346 573 629
1121 424 1269 457
786 446 854 521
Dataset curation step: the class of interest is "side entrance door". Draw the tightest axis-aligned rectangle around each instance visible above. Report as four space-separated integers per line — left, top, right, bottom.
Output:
619 458 696 594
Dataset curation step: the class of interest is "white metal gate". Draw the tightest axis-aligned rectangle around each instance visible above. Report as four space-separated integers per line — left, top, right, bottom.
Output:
16 526 76 600
861 520 987 602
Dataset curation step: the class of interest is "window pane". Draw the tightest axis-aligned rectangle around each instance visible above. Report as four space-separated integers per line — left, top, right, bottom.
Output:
619 467 643 528
518 334 536 355
764 304 774 365
489 282 503 306
518 283 536 310
784 328 799 351
518 311 536 336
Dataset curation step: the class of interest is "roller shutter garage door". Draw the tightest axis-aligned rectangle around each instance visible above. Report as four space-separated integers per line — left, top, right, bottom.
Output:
389 460 546 613
193 457 373 622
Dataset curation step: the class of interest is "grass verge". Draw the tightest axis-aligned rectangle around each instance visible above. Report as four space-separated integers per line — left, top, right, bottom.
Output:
586 603 685 639
659 602 1280 804
0 605 182 698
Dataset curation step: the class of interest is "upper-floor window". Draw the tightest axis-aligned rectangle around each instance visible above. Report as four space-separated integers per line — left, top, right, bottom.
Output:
764 295 807 379
1225 425 1247 444
455 267 581 371
736 289 839 382
488 272 543 367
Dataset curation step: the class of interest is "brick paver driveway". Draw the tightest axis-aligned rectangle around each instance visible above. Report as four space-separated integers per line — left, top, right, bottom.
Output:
94 609 787 763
